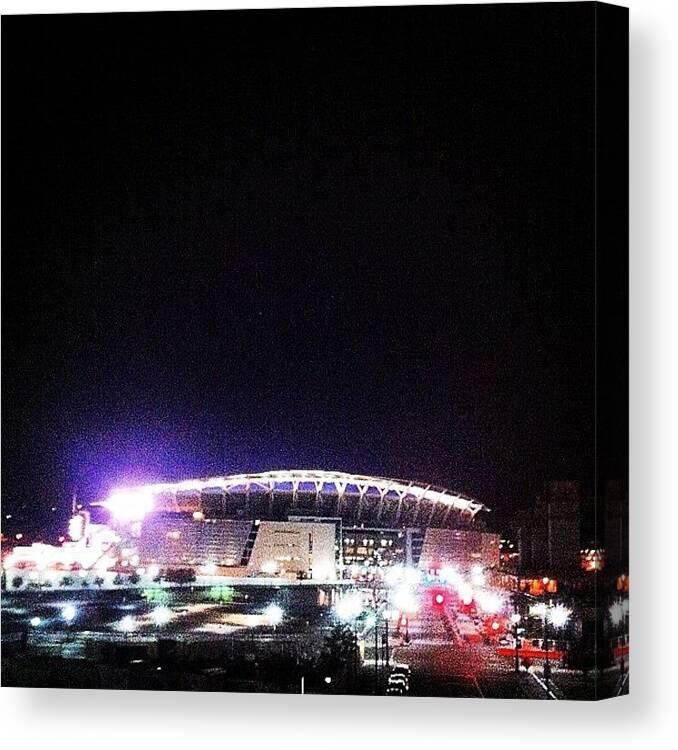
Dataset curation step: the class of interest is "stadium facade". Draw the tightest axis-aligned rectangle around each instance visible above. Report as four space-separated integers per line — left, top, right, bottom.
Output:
3 471 500 587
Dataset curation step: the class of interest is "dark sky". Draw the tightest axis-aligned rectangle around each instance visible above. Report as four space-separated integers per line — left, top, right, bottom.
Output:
2 4 623 536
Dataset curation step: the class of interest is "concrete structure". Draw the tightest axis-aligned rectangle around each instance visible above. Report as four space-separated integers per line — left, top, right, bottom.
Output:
247 521 336 580
3 471 494 589
417 528 500 572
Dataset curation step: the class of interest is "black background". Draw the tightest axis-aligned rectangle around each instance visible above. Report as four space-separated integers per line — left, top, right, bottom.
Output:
1 3 627 536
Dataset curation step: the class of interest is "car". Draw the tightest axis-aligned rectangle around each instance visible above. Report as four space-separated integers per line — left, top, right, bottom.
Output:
498 635 511 647
386 684 406 696
388 675 409 692
389 673 408 685
391 663 411 679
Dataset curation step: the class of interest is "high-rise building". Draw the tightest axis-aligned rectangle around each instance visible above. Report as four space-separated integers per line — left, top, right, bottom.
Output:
604 479 629 575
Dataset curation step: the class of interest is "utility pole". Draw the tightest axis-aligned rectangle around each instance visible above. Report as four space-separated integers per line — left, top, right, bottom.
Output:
374 610 379 694
512 595 521 673
543 605 551 699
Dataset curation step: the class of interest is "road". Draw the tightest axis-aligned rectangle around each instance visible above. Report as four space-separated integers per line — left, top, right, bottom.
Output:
387 603 523 699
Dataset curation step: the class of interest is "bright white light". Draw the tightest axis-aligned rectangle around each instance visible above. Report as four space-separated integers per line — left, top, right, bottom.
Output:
103 488 155 522
385 566 404 587
471 565 486 586
68 515 84 541
30 616 42 627
61 605 77 623
119 615 135 632
151 606 172 626
335 593 363 621
261 560 278 575
403 567 421 585
439 567 461 585
147 564 160 578
365 614 377 629
265 603 284 627
392 586 419 614
312 561 334 581
458 582 474 606
548 604 571 629
200 563 218 575
609 601 624 626
510 613 521 625
475 590 503 614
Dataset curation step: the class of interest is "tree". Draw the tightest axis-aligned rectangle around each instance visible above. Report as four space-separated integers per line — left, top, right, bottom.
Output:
94 576 104 588
12 575 24 589
164 568 196 586
317 623 357 682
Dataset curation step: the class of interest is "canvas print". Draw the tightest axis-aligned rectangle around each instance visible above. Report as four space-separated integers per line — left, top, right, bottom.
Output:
1 2 628 700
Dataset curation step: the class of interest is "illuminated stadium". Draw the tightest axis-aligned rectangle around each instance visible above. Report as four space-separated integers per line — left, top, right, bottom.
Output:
4 471 498 588
99 470 488 526
92 470 496 581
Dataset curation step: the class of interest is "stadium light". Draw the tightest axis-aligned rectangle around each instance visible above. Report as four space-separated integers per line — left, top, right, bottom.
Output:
102 488 155 522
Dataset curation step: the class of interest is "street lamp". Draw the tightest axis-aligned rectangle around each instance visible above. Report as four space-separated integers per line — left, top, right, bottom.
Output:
334 592 363 622
334 592 363 686
60 604 77 654
510 612 522 673
265 603 284 629
30 616 42 628
120 615 136 636
151 606 172 627
533 600 571 699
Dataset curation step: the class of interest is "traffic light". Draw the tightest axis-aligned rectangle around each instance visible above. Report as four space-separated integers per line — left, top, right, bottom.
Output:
432 591 446 607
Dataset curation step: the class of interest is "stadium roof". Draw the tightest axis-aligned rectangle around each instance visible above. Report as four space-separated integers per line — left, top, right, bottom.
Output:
99 470 488 523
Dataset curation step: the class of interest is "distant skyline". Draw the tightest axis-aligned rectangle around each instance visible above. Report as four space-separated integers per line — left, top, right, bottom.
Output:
2 5 626 537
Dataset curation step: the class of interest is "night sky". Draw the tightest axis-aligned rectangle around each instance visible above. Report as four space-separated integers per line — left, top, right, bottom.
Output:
2 4 625 537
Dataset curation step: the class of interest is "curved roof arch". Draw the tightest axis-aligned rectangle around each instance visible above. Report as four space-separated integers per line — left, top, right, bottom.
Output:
100 469 489 522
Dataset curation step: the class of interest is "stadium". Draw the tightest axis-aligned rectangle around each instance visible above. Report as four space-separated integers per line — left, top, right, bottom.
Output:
4 470 499 588
98 470 496 581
